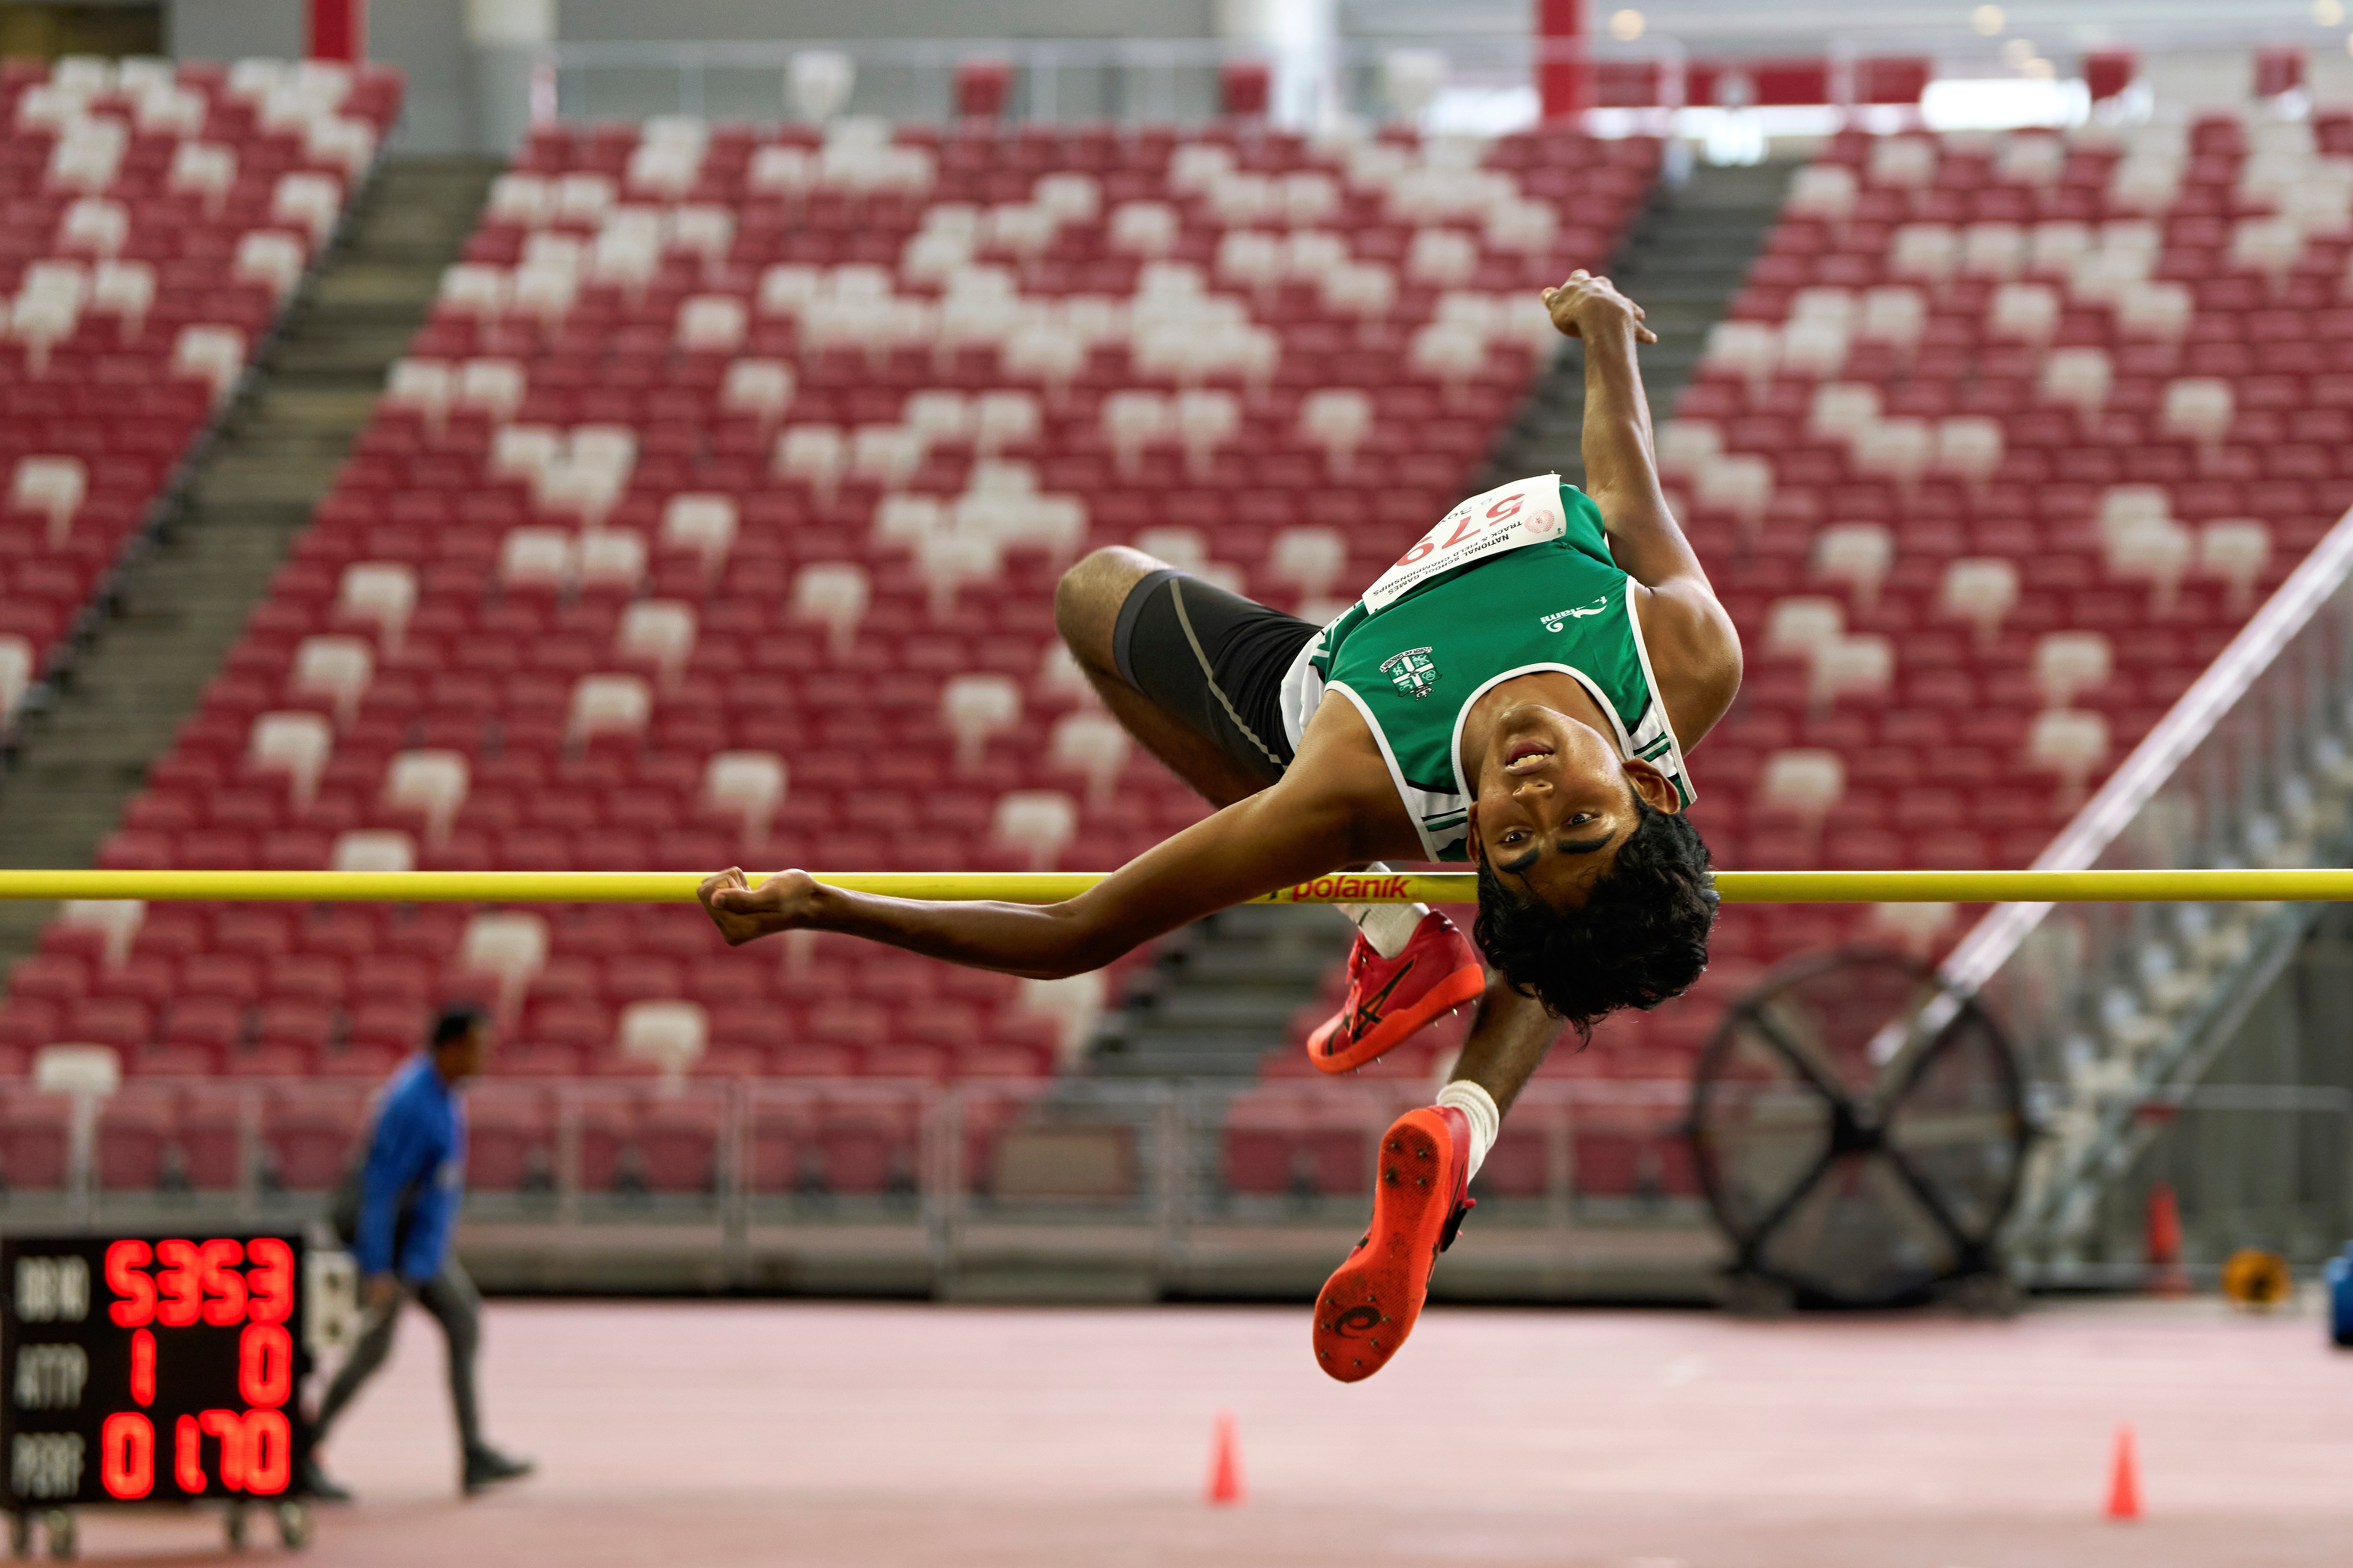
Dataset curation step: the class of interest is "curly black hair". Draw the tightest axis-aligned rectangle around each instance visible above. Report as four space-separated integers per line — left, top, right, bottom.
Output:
1471 789 1717 1039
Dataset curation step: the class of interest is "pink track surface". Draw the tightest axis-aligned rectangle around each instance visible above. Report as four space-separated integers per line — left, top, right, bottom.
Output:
64 1295 2353 1565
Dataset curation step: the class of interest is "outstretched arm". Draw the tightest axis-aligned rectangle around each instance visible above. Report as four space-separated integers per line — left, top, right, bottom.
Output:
698 791 1333 978
698 707 1406 976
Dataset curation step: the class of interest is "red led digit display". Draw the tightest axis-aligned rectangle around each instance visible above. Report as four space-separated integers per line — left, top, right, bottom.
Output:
198 1240 247 1326
169 1408 297 1495
173 1415 204 1493
237 1324 292 1409
99 1413 153 1500
244 1239 293 1325
105 1240 155 1328
9 1234 309 1506
243 1411 292 1495
153 1240 203 1329
198 1410 246 1491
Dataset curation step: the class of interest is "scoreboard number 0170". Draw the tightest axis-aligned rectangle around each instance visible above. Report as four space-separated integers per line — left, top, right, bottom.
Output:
2 1235 312 1506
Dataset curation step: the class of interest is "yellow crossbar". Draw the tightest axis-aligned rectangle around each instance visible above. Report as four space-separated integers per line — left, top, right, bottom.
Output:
0 868 2347 904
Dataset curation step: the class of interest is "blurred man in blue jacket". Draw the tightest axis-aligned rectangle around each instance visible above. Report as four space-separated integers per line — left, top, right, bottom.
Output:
306 1007 532 1501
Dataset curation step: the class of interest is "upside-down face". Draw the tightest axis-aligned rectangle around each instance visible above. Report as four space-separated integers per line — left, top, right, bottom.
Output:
1466 702 1680 909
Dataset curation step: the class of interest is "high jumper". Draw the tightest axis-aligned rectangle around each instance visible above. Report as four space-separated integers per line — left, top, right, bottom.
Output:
700 269 1743 1382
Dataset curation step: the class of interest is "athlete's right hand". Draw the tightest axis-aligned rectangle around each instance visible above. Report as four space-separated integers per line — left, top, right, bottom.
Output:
1543 270 1657 345
699 867 825 945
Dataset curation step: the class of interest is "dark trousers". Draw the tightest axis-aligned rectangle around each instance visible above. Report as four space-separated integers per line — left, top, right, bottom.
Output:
312 1258 484 1455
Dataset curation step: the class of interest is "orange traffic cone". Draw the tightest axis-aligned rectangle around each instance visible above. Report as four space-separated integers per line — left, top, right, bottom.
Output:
1206 1411 1244 1506
2105 1423 2141 1521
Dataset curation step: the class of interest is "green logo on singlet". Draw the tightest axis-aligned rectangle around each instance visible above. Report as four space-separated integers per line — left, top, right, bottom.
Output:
1379 647 1440 698
1540 596 1610 632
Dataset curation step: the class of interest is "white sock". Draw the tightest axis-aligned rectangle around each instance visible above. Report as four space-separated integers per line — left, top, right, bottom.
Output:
1434 1080 1499 1181
1336 863 1430 960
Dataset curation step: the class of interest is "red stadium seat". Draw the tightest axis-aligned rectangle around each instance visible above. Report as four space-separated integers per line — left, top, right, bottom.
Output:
259 1085 369 1187
466 1089 557 1190
0 1100 70 1189
97 1093 176 1192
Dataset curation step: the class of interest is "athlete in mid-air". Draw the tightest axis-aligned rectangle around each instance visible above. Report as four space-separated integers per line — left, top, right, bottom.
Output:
701 270 1742 1382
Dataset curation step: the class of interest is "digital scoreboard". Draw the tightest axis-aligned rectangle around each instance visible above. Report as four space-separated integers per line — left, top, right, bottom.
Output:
1 1236 311 1508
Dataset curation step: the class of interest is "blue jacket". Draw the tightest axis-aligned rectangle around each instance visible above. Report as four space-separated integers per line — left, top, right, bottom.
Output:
353 1055 466 1283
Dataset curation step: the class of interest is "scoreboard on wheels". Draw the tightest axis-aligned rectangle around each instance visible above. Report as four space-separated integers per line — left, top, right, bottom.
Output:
1 1235 311 1508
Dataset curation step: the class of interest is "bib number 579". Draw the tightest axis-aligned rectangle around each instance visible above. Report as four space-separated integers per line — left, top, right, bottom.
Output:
1391 491 1526 571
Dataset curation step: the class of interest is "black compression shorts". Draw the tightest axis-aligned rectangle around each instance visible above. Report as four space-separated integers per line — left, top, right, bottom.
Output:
1110 569 1320 789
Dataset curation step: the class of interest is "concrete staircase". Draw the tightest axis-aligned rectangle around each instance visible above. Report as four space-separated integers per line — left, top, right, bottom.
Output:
0 157 498 965
1480 156 1798 489
1090 902 1349 1080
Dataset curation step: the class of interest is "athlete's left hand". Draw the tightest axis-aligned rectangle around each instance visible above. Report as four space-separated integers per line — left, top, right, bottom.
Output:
699 867 826 944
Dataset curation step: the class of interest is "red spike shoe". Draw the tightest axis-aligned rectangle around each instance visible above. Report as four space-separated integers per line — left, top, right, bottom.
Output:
1305 911 1485 1074
1310 1104 1476 1383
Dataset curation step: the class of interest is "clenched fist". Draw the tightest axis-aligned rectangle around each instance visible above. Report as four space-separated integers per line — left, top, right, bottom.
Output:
1543 270 1657 345
698 867 827 945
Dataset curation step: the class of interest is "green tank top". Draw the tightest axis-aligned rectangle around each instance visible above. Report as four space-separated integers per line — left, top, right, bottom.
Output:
1274 480 1695 863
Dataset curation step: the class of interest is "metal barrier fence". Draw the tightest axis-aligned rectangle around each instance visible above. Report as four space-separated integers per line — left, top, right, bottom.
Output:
2021 1083 2353 1287
525 33 2323 132
532 36 1695 132
0 1075 1715 1299
1 1059 2336 1298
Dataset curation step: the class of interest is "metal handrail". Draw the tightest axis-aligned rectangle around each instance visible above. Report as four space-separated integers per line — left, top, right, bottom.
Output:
537 36 1690 74
0 1071 1699 1208
1944 501 2353 995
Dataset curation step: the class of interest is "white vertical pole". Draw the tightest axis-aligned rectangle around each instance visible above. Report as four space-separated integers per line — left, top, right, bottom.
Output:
465 0 558 155
65 1093 96 1224
1218 0 1338 130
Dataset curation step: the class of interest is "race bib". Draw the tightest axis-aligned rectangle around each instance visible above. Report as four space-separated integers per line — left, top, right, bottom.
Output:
1360 474 1567 615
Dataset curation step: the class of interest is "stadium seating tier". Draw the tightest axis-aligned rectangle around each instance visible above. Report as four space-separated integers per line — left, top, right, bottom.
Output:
6 112 1663 1114
0 58 401 721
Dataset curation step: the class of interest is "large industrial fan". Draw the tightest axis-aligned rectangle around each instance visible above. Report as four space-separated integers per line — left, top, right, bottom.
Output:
1688 950 2031 1310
